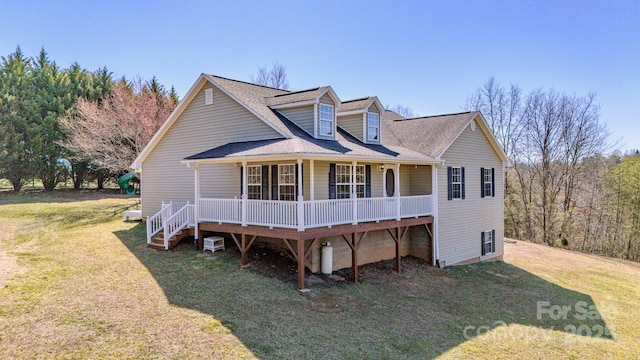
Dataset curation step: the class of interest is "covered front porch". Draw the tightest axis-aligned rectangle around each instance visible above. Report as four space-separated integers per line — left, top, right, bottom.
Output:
146 156 438 289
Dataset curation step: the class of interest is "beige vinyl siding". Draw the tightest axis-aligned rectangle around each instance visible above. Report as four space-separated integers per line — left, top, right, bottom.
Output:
368 102 381 113
141 85 282 217
437 119 504 265
410 165 432 195
337 114 364 141
278 106 314 136
400 165 410 195
319 93 334 105
370 165 383 197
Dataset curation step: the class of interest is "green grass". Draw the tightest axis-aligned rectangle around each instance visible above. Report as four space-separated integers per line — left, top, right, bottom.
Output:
0 193 638 359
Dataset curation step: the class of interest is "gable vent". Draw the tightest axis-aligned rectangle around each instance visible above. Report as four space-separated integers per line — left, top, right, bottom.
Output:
205 88 213 105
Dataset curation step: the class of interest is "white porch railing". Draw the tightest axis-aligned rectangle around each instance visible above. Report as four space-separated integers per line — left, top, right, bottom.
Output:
147 195 433 247
163 202 194 250
146 202 172 244
199 195 433 230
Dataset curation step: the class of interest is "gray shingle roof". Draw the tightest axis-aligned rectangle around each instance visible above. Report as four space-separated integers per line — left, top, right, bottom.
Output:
193 74 474 163
186 110 432 162
337 97 372 112
265 87 331 106
382 111 478 158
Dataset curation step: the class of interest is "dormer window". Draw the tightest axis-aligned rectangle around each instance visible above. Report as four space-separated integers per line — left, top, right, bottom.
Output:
319 104 334 136
367 112 380 141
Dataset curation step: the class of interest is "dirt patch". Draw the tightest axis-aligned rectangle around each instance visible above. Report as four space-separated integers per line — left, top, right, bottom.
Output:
219 243 435 286
0 249 20 288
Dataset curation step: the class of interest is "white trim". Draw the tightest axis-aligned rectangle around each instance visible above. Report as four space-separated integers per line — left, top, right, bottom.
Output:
432 165 439 266
309 159 315 201
182 153 442 166
366 112 380 143
317 87 341 107
313 103 318 138
194 164 200 239
318 103 335 137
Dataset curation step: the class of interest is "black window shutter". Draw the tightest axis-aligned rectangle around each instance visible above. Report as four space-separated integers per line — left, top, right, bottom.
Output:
329 163 336 199
491 229 496 253
491 167 495 197
271 165 278 200
461 167 466 199
240 166 244 197
261 165 269 200
365 164 371 198
481 231 486 256
480 167 485 198
447 166 452 200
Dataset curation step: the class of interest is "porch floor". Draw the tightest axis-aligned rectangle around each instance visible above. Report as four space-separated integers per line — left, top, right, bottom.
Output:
197 216 434 289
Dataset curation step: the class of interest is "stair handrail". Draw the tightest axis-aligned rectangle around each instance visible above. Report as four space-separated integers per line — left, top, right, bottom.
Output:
162 201 194 250
146 202 172 244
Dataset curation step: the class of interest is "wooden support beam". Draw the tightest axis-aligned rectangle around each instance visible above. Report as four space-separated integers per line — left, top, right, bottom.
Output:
197 227 204 250
297 238 306 290
341 234 356 251
395 227 401 274
282 239 297 261
304 238 320 259
351 232 359 284
241 234 249 266
230 233 241 250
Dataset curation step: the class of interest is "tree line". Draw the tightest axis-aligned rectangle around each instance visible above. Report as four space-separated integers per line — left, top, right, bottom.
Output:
0 46 177 192
467 78 640 261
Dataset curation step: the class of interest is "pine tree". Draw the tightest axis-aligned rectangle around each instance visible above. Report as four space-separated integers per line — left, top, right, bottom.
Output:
0 46 37 192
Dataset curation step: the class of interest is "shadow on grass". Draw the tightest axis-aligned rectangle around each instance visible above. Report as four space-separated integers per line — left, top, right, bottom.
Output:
0 189 134 205
115 223 614 359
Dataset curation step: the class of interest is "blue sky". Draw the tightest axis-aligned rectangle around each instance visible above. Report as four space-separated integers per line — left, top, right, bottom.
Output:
2 0 639 151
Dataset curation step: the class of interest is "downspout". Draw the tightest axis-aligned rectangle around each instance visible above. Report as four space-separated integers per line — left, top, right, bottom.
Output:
432 164 440 267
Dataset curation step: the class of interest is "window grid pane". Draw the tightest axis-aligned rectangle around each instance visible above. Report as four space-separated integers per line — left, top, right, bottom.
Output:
278 164 296 201
367 113 380 141
451 167 462 199
319 104 334 136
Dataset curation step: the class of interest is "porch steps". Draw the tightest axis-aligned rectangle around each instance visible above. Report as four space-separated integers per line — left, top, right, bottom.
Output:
148 230 187 250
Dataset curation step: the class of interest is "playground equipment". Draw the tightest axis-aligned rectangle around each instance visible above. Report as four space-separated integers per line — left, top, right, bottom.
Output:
117 173 139 195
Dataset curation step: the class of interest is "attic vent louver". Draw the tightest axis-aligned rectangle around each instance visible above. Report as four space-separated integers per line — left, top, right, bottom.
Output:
205 88 213 105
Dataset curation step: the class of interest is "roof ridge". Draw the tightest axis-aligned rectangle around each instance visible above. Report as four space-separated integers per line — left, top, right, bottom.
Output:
271 87 321 97
394 111 475 121
208 74 289 92
341 96 371 103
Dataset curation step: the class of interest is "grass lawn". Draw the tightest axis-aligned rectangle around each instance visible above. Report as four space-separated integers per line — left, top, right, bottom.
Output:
1 193 638 359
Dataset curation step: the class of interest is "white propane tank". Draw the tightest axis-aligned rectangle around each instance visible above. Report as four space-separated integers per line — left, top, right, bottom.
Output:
321 242 333 275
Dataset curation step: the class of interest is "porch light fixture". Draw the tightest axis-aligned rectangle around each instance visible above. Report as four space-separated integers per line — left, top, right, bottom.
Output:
379 164 385 172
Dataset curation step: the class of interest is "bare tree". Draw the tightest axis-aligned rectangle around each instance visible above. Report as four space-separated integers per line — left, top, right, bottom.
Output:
60 78 176 173
386 104 417 118
250 61 290 90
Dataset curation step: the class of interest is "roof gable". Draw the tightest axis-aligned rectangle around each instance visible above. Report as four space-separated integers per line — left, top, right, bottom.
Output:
382 111 508 164
131 74 293 169
266 86 341 109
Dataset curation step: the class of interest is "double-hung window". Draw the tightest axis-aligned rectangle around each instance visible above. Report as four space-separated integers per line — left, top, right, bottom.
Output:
367 112 380 141
451 167 462 199
482 230 496 255
336 164 365 199
481 167 494 198
247 165 262 200
336 165 351 199
278 164 296 201
319 104 334 136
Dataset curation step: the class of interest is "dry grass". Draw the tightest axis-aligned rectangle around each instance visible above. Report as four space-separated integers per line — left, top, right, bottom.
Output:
0 193 638 359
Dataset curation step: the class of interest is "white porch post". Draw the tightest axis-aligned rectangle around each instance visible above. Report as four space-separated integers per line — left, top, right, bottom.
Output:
194 164 200 242
297 159 304 231
241 161 247 227
431 165 439 266
395 163 401 220
309 159 315 201
352 161 357 225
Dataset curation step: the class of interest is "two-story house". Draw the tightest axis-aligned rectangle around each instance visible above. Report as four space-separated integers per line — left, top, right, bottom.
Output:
131 74 508 290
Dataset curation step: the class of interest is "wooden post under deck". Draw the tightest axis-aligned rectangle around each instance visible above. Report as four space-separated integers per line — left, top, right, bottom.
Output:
395 227 401 274
297 238 305 290
351 233 358 283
